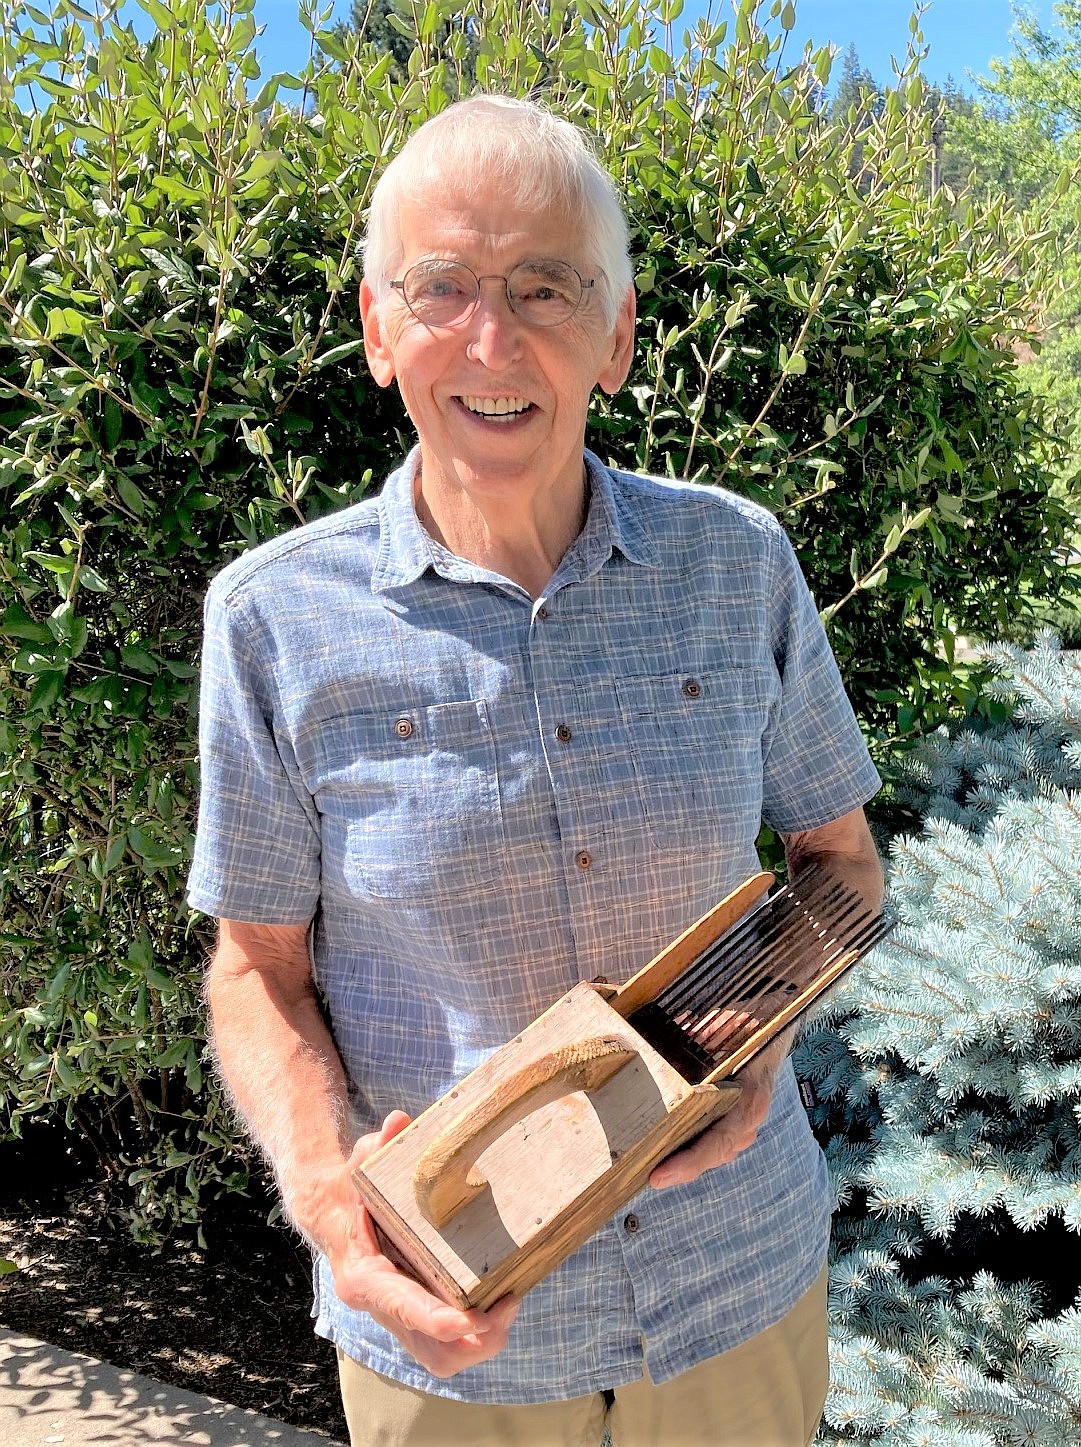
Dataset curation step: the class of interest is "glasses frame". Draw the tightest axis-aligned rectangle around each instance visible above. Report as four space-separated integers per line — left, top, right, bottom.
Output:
389 259 596 329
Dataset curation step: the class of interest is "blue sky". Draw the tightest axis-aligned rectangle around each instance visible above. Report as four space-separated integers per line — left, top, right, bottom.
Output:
747 0 1060 87
250 0 1060 91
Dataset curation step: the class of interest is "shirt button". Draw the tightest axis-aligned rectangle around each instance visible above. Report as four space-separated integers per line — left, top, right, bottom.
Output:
575 850 593 871
682 678 702 698
393 717 414 739
537 605 549 620
555 723 572 743
623 1213 640 1234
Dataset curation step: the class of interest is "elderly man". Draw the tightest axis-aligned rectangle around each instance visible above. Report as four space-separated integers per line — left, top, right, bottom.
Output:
190 95 883 1447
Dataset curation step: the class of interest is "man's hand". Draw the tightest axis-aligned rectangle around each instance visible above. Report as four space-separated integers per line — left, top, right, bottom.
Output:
320 1111 521 1378
207 922 521 1377
647 1032 791 1190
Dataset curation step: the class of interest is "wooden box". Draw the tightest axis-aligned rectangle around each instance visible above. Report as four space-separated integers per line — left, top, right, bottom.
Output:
352 867 883 1309
352 874 773 1310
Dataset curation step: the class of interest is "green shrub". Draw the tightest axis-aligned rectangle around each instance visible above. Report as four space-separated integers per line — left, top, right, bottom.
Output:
0 0 1076 1233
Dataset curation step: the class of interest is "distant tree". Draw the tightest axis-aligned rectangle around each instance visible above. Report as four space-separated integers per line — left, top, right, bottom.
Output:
924 78 983 196
827 45 884 182
949 4 1081 464
945 2 1081 204
347 0 413 69
828 44 883 127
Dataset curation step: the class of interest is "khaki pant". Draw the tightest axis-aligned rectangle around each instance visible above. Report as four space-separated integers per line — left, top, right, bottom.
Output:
336 1264 828 1447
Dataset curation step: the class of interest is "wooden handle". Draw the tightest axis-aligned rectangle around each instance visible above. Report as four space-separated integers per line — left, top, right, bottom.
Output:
414 1036 637 1228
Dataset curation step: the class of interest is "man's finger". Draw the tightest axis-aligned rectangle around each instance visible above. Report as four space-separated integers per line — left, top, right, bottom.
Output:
405 1297 523 1378
347 1110 413 1172
362 1264 496 1343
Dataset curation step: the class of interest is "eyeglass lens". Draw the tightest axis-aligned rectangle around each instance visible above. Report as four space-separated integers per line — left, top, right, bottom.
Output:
402 260 586 326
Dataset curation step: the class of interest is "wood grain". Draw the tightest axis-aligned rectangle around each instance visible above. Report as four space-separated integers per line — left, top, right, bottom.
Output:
413 1036 637 1228
353 984 741 1308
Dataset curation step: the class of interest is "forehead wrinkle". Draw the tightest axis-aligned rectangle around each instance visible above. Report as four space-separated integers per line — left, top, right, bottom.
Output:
409 253 584 274
398 189 585 265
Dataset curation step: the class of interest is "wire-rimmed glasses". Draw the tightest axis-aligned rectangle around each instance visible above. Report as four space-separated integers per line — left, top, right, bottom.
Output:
389 259 595 328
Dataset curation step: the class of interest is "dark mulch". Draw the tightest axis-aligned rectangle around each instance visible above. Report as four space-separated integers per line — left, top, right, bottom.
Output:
0 1124 347 1439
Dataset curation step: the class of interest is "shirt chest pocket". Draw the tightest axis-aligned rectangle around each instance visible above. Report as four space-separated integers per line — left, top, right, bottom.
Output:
614 670 771 853
304 700 505 900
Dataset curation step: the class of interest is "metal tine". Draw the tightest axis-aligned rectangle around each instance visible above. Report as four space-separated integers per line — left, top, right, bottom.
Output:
644 913 895 1081
694 881 865 1008
657 869 843 1017
657 912 787 1018
688 895 884 1041
690 916 895 1061
658 896 849 1028
710 879 871 995
660 871 859 1020
688 902 891 1041
694 908 885 1047
653 884 793 1015
686 911 893 1060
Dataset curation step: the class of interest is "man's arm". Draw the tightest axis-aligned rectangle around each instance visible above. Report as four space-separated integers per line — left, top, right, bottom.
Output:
206 919 520 1375
649 805 883 1188
780 803 884 913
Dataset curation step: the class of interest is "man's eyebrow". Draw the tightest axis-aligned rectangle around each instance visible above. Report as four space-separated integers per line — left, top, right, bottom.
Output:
514 257 574 276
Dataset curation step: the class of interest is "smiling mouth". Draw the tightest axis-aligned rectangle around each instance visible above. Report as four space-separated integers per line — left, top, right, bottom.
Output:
458 395 534 421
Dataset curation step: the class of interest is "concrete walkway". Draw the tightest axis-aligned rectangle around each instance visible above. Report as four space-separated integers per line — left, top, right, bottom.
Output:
0 1331 346 1447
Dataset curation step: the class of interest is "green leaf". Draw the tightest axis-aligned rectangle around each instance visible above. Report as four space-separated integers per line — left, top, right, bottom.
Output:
116 476 147 516
157 1042 190 1070
136 0 179 32
1 605 52 643
52 1052 78 1089
128 825 183 871
28 670 65 712
25 551 75 577
45 963 71 1002
311 339 366 371
3 204 48 227
239 151 282 184
45 307 87 340
102 396 123 452
121 646 157 675
78 565 110 594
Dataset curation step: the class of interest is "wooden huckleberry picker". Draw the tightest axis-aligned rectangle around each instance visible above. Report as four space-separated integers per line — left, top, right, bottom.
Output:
353 865 892 1310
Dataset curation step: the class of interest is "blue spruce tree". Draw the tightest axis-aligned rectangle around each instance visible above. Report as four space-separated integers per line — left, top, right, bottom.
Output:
796 635 1081 1445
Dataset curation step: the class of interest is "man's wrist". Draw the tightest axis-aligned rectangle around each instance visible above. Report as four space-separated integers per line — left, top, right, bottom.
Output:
278 1153 358 1256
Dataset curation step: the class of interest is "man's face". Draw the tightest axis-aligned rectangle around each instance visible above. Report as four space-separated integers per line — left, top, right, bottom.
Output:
360 180 635 511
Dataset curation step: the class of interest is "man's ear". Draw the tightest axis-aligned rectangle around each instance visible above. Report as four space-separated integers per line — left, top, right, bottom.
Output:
360 279 396 388
597 285 636 396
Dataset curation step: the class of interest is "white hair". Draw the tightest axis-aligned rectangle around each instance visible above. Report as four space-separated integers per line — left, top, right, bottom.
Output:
363 95 633 328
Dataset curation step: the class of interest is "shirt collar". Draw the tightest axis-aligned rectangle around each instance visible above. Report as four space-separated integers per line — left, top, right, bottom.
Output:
582 449 659 570
371 449 436 594
371 446 659 596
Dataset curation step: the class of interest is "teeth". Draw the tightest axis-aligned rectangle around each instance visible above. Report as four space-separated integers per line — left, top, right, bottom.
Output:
460 395 531 417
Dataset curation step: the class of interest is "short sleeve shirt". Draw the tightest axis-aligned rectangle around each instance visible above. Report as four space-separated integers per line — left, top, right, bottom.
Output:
188 449 880 1404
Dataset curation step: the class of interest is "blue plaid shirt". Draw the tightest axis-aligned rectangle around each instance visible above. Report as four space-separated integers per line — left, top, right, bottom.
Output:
188 450 880 1404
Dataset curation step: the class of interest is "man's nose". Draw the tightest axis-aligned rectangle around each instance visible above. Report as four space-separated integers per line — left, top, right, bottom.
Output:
465 279 524 366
